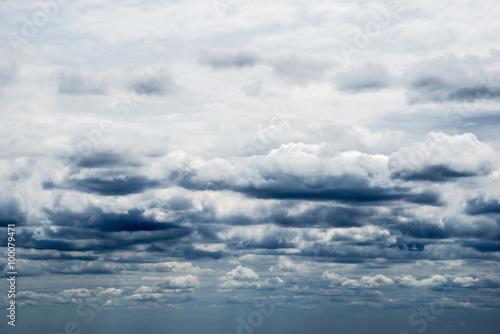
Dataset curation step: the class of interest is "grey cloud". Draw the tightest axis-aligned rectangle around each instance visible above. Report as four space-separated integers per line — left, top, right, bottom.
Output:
465 197 500 216
395 220 448 239
198 47 334 83
334 62 392 92
268 54 335 83
405 56 500 103
448 86 500 101
128 65 179 95
0 198 26 227
17 206 192 252
0 59 16 87
55 68 107 95
198 47 260 69
70 175 160 196
75 152 138 169
45 207 184 233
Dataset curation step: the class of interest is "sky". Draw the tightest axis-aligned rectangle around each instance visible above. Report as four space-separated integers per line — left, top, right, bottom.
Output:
1 0 500 333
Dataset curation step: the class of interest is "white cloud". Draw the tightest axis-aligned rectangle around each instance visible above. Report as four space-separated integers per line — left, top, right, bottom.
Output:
389 132 496 180
222 265 259 281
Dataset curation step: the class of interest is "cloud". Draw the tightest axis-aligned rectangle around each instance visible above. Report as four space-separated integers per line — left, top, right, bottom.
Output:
127 64 179 95
405 55 500 103
395 220 448 239
269 257 307 273
198 47 261 69
219 265 263 290
389 132 496 181
156 275 200 289
2 1 500 331
267 54 335 83
465 197 500 215
197 47 334 83
341 275 394 288
47 208 181 232
167 143 441 204
0 60 16 87
55 68 107 95
223 265 259 280
0 198 26 227
69 175 160 196
334 62 392 92
322 271 347 286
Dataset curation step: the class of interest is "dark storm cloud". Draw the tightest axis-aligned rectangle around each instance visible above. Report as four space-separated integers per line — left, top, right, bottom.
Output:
55 67 107 95
20 251 98 262
462 241 500 253
465 197 500 215
75 152 130 168
170 166 441 205
15 207 193 252
240 184 427 204
395 220 448 239
71 175 160 195
17 226 191 252
391 164 476 181
198 47 260 69
46 207 180 232
0 199 26 227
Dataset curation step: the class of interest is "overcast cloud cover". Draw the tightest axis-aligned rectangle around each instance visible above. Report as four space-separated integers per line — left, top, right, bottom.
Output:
1 0 500 333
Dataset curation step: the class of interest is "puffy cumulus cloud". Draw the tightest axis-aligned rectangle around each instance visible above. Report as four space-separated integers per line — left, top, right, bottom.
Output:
214 223 402 259
154 275 200 289
166 142 440 204
405 55 500 103
323 225 397 246
322 272 500 291
219 280 261 290
452 276 478 287
269 256 307 273
396 274 447 287
17 288 93 306
393 274 498 289
222 265 259 281
334 62 393 92
341 274 394 288
322 271 347 286
17 281 197 308
219 265 285 290
389 132 496 181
